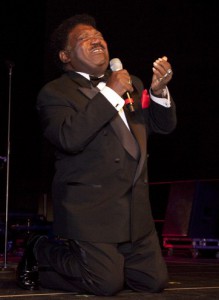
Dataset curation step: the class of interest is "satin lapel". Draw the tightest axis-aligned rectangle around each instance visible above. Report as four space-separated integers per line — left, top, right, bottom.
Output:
67 71 100 100
78 86 100 99
67 71 91 87
110 115 140 160
126 114 147 184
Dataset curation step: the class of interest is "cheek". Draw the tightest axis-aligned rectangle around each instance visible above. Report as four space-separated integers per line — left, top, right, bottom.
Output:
74 45 89 60
70 47 85 64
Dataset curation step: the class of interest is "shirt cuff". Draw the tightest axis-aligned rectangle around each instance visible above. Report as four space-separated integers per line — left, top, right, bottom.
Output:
100 86 125 111
149 86 171 108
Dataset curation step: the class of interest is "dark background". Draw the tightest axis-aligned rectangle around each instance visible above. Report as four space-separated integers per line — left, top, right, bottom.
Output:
0 0 219 214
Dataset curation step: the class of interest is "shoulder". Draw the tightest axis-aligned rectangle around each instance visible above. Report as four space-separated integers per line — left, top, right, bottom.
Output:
37 74 76 109
37 73 77 100
40 73 72 92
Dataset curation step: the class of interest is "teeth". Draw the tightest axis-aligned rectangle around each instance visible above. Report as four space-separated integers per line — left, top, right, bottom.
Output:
92 49 103 53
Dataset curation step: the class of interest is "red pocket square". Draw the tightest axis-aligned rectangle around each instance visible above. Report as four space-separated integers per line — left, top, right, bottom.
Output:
141 89 150 109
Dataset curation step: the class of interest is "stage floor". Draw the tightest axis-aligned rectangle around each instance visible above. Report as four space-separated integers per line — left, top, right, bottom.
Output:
1 251 219 300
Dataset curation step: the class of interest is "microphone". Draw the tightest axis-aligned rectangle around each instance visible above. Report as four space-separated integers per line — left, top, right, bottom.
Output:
110 58 135 112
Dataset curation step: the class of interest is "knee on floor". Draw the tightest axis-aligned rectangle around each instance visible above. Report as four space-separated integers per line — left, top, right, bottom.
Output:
148 277 168 293
91 274 124 296
126 272 169 293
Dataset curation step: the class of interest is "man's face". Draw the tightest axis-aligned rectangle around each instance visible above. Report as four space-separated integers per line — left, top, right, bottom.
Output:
60 24 109 76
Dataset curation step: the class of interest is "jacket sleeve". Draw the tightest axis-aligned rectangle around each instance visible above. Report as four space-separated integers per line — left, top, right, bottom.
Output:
131 75 177 135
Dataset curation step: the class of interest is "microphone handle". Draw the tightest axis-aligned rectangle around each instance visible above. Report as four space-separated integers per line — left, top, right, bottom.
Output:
125 92 135 113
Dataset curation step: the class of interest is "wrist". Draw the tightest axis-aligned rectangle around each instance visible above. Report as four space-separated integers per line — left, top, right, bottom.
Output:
151 86 167 98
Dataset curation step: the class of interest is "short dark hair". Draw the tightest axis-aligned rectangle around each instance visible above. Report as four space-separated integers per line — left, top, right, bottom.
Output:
50 14 97 70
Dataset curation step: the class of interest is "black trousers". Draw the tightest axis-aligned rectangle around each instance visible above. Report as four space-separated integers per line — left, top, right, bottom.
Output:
35 228 168 296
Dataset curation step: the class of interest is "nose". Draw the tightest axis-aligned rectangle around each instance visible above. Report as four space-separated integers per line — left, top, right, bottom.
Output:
90 36 101 44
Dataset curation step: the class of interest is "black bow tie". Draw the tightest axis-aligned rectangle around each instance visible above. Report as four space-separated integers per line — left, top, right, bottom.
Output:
90 75 107 87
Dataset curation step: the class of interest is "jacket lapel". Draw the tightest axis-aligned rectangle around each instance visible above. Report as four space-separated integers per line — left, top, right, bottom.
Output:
126 113 147 184
131 123 147 184
78 86 100 99
68 71 103 100
110 115 140 160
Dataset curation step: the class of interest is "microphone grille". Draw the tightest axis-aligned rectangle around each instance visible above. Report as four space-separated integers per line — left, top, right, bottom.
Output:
110 58 123 71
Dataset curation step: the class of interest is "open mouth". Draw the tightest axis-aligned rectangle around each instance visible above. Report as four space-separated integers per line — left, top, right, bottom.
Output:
91 46 104 54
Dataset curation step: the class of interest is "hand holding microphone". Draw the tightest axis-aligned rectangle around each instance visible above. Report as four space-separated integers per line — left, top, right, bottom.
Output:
109 58 135 113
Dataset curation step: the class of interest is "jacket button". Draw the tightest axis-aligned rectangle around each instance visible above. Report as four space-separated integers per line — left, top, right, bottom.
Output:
114 158 120 163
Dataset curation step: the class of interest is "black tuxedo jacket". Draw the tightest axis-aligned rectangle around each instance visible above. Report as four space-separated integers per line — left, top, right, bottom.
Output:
37 70 176 243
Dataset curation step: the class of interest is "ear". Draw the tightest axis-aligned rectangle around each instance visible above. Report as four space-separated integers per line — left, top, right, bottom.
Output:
59 50 71 64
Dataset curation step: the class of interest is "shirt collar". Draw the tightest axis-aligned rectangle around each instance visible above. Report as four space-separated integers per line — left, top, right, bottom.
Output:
76 71 105 80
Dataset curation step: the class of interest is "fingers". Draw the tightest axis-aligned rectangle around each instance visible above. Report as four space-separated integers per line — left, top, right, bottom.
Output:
153 57 170 74
156 68 173 83
125 75 134 93
113 69 133 91
107 69 133 96
152 56 173 83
